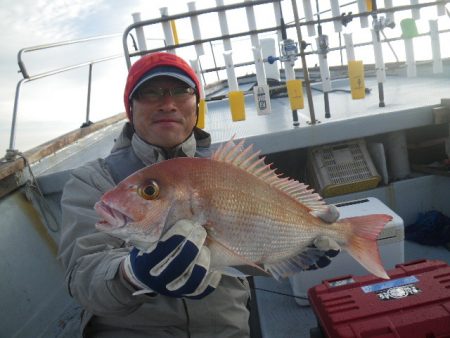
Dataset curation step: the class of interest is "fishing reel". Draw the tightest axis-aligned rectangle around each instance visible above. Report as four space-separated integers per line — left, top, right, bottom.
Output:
280 38 298 63
372 16 395 32
317 34 329 55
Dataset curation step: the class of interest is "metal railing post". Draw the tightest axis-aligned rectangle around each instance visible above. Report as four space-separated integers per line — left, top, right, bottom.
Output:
83 63 93 127
5 79 28 160
209 42 220 82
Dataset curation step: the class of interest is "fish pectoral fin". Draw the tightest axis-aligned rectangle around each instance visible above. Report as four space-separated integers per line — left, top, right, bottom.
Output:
233 265 271 277
220 265 271 278
206 235 267 275
220 267 248 278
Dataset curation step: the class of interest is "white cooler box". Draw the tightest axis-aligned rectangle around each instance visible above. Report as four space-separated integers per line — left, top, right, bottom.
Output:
289 197 404 306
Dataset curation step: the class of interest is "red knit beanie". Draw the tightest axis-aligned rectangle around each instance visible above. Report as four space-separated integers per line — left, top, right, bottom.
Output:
123 52 201 120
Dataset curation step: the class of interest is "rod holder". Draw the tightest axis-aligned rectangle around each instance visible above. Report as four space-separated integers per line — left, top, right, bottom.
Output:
410 0 421 20
160 7 175 53
384 0 395 24
190 58 207 129
215 0 232 51
316 36 332 119
348 60 366 100
330 0 342 33
223 51 239 92
229 91 246 121
302 0 316 36
132 12 147 51
357 0 369 28
400 18 418 77
286 79 304 111
252 47 271 115
429 20 443 74
197 99 207 129
188 2 205 56
245 0 260 49
344 33 355 61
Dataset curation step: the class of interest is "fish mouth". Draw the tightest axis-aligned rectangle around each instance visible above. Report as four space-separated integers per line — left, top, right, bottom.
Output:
94 201 134 230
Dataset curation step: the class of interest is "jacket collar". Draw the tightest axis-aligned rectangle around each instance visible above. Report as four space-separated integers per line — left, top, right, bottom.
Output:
131 132 197 165
111 122 211 166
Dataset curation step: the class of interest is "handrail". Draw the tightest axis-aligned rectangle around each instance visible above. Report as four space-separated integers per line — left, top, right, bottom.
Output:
121 0 449 127
6 34 125 161
18 33 121 78
6 0 449 161
122 0 283 69
122 0 449 70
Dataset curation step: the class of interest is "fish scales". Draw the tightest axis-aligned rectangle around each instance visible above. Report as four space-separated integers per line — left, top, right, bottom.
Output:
181 159 324 263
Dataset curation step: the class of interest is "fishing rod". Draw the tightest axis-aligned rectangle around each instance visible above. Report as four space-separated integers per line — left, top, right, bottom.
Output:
370 0 395 107
273 1 303 126
253 286 308 301
315 0 332 119
291 0 316 125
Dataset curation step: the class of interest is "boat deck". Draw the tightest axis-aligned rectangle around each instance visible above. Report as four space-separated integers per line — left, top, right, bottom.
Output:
206 73 450 154
1 71 449 338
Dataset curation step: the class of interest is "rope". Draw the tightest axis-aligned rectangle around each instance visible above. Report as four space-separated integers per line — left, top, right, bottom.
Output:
14 150 60 233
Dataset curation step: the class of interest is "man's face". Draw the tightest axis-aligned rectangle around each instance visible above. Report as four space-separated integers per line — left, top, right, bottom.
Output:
131 76 197 149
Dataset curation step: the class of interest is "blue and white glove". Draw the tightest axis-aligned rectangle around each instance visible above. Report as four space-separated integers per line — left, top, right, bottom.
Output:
302 236 341 270
276 236 340 273
122 220 222 299
302 205 341 270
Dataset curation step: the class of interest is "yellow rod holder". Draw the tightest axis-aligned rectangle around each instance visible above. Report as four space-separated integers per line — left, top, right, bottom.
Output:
348 60 366 100
197 98 207 129
170 20 179 45
286 79 304 110
228 91 246 121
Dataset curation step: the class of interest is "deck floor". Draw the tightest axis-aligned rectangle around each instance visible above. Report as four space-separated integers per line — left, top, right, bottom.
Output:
206 75 450 154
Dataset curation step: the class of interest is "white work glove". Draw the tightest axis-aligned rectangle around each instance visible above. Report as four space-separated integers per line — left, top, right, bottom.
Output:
122 219 222 298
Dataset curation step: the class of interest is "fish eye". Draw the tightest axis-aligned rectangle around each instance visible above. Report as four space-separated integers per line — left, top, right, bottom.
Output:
138 180 160 200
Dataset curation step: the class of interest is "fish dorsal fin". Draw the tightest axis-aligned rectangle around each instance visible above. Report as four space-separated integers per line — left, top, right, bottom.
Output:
212 139 326 211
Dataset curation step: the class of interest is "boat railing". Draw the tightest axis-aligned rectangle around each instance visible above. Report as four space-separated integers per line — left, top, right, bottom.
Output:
122 0 284 78
5 0 449 161
122 0 447 70
121 0 449 125
5 34 124 161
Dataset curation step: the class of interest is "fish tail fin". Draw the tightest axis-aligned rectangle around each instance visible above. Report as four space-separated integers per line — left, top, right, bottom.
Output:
341 214 393 280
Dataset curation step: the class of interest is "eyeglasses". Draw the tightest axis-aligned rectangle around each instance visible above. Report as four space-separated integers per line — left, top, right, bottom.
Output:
135 86 196 102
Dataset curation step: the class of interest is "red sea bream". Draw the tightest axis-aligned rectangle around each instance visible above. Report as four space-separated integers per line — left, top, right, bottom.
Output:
95 139 392 279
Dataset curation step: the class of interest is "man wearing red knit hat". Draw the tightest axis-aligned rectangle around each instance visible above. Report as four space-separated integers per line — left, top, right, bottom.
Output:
58 52 252 337
58 52 340 337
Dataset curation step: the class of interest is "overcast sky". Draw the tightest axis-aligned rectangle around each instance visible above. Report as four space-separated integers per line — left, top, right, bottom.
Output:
0 0 448 155
0 0 216 153
0 0 289 154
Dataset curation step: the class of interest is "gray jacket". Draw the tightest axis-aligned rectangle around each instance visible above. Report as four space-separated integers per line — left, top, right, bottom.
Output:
58 124 251 338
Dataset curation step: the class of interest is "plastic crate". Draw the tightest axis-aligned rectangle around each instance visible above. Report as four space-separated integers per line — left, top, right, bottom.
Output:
307 139 381 197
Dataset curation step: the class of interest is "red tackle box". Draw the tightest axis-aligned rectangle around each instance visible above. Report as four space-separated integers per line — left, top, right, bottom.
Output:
308 259 450 338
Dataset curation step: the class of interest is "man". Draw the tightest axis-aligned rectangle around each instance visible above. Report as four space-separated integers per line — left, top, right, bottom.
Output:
58 52 340 337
